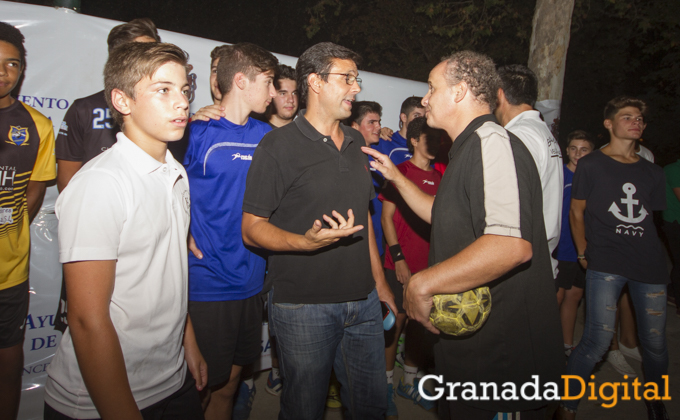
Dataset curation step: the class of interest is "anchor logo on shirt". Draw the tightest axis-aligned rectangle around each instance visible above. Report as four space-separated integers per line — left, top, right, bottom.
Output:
608 183 648 224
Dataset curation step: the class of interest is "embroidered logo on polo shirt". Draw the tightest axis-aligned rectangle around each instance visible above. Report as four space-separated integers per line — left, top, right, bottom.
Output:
7 126 29 146
182 190 191 213
423 180 434 185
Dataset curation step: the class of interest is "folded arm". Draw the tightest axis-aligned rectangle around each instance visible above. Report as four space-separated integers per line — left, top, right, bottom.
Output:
404 234 532 334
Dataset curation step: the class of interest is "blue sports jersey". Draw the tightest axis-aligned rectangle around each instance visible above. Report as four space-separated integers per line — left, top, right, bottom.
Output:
376 131 412 166
184 117 271 301
556 165 577 262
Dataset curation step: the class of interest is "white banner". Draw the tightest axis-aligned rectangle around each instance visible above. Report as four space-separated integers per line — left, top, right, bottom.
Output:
0 2 428 418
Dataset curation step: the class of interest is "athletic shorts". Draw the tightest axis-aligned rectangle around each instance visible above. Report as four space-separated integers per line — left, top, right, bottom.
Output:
555 260 586 291
44 373 203 420
0 280 30 348
188 294 263 388
385 269 406 314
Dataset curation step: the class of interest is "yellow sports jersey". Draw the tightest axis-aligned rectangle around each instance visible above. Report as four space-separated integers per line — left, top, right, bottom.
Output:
0 100 56 290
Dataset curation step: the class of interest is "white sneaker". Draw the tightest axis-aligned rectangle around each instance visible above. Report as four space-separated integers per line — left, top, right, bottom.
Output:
618 342 642 362
607 350 637 378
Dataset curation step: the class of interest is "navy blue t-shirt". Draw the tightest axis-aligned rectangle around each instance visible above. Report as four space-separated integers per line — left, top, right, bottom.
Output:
184 117 271 301
556 165 577 262
572 151 668 284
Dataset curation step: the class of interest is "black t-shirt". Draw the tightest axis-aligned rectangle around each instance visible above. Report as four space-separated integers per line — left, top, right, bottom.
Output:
56 90 118 164
430 115 563 412
243 113 375 304
572 150 668 284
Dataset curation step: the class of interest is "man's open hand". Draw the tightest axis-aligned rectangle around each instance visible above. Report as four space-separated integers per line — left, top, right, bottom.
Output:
304 209 364 250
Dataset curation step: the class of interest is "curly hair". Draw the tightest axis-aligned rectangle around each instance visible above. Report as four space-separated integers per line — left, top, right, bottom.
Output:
441 51 500 111
0 22 26 67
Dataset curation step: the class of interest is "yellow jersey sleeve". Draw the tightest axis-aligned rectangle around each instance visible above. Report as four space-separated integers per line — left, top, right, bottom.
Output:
23 103 56 182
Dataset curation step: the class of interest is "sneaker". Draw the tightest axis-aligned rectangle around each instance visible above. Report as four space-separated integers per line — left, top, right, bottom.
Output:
606 350 637 378
265 370 282 396
326 381 342 411
395 351 405 369
386 383 398 419
396 376 437 411
619 342 643 362
232 382 256 420
645 400 670 420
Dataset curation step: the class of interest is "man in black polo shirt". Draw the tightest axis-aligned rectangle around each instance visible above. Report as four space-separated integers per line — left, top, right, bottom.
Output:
364 51 563 419
242 42 395 420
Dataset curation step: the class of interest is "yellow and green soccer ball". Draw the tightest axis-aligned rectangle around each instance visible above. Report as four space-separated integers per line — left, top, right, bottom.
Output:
429 286 492 336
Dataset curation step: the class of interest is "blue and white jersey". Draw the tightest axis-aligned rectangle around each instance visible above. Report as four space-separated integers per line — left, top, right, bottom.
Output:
375 131 412 166
184 117 271 301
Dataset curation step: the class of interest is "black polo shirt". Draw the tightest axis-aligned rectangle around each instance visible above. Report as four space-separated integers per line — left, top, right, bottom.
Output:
243 113 375 304
430 115 564 412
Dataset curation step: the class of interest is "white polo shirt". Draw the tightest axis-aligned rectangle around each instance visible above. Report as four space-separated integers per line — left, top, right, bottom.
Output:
46 133 191 418
505 110 564 278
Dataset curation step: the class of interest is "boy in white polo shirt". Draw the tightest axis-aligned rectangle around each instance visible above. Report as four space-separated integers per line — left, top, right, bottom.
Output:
44 42 206 420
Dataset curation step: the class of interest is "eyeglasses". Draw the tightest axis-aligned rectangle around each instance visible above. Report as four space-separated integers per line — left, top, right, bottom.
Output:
319 73 362 86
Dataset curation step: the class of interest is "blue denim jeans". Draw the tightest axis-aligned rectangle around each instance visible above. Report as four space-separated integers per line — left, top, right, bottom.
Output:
269 288 386 420
562 270 668 411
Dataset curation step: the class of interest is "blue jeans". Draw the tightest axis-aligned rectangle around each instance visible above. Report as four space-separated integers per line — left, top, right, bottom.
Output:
269 288 386 420
563 270 668 411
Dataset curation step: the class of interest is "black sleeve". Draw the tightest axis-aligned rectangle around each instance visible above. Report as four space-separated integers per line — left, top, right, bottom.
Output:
242 145 286 218
55 100 86 162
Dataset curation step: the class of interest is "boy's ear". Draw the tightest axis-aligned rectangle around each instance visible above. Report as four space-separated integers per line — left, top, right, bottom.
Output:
110 88 132 119
603 119 613 130
351 121 359 130
234 72 248 91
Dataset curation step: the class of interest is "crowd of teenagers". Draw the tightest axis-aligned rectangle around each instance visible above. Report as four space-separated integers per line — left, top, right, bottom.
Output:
0 16 675 420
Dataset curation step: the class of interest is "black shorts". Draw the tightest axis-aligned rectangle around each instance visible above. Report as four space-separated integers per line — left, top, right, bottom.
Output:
44 373 203 420
188 294 263 387
385 269 406 314
0 281 30 348
555 260 586 291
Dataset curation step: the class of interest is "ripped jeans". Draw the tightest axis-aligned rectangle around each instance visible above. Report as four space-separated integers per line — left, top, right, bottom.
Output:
562 270 668 411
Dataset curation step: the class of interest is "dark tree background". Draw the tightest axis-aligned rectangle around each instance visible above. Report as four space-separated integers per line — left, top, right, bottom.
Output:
13 0 680 165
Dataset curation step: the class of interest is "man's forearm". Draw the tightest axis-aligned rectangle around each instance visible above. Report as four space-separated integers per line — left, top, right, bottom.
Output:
411 234 533 297
390 176 435 224
242 213 310 251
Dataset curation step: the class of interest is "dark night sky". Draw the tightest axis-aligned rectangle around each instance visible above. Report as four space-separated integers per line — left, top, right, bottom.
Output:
15 0 680 162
